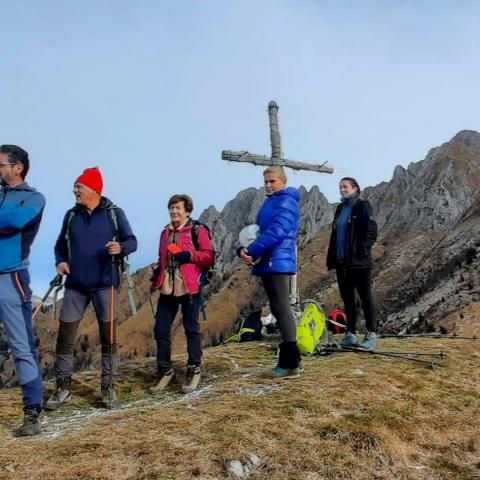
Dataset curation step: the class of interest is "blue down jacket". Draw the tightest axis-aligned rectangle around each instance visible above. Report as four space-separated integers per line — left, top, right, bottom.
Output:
247 187 300 276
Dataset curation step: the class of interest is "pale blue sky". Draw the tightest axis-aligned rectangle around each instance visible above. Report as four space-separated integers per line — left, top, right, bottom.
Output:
1 0 479 293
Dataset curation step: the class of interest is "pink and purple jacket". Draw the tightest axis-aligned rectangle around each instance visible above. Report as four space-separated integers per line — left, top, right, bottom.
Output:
151 220 214 294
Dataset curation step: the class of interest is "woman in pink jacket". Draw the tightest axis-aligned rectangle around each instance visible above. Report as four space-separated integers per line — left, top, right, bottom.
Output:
149 194 214 394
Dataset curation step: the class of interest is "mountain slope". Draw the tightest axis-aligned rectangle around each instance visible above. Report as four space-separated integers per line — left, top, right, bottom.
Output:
0 338 478 480
2 130 480 387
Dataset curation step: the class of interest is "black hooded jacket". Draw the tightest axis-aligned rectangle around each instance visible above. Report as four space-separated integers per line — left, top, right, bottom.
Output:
326 198 378 270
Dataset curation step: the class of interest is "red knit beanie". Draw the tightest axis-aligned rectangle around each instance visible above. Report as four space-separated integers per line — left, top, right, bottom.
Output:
75 167 103 195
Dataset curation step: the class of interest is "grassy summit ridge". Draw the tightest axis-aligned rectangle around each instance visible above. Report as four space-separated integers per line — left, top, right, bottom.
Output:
0 338 479 479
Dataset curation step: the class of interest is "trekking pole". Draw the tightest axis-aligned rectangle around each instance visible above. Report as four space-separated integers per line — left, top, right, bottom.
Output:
371 350 447 358
51 278 65 320
317 344 440 368
124 257 137 315
108 237 118 407
32 274 63 321
339 346 440 368
380 333 478 340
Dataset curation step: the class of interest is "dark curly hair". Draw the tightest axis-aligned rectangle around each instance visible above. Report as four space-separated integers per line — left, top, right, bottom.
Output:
0 145 30 179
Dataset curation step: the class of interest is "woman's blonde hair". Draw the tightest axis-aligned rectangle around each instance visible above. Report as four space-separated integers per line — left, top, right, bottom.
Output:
263 166 287 183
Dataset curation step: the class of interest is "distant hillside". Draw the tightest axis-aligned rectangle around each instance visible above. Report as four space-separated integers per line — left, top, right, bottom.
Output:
2 130 480 387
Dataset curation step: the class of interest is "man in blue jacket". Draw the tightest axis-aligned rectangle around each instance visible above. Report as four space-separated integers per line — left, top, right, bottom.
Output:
45 167 137 410
0 144 45 436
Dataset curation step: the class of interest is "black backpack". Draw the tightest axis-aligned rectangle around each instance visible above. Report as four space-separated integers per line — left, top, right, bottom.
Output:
190 219 215 320
190 219 215 286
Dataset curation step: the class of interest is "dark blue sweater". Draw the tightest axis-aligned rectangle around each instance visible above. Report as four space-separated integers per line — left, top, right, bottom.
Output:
54 197 137 291
336 196 354 261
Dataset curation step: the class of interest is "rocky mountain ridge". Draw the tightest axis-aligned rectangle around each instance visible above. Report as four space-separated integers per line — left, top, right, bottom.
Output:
2 130 480 387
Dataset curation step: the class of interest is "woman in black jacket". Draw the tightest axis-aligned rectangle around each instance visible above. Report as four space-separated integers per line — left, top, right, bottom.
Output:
326 177 378 350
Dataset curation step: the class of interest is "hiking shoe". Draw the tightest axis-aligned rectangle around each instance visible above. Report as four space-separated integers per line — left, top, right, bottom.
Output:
181 366 201 394
263 366 301 379
101 385 117 409
15 406 42 437
44 378 72 411
357 331 377 350
149 369 176 394
340 332 358 348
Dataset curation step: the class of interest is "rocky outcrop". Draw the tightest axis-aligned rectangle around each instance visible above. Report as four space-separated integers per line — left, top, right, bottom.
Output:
3 130 480 388
364 130 480 235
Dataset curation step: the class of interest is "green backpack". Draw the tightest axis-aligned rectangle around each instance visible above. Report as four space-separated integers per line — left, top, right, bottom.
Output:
296 303 326 355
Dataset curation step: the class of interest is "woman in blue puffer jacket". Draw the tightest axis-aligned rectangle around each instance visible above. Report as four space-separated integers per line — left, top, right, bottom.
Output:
239 166 301 378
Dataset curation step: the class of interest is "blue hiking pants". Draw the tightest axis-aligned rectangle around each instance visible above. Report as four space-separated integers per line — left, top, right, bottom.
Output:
0 271 43 407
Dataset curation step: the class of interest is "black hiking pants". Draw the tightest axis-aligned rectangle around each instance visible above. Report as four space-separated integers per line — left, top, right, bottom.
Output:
154 294 201 373
261 274 297 343
336 267 376 333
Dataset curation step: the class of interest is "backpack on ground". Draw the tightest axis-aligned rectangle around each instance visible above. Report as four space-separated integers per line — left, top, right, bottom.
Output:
296 303 326 355
327 309 347 334
224 310 263 343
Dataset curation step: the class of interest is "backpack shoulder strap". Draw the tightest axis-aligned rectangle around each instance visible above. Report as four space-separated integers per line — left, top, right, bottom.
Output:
65 207 77 262
191 220 211 251
107 204 119 241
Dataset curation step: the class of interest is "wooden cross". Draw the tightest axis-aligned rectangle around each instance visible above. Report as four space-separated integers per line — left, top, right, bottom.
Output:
221 101 334 307
222 101 333 174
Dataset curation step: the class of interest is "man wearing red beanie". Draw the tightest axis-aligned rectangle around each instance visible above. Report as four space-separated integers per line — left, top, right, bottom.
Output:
46 167 137 410
75 167 103 195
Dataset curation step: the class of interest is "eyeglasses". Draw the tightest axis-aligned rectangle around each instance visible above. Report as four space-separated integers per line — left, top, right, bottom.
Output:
0 162 18 168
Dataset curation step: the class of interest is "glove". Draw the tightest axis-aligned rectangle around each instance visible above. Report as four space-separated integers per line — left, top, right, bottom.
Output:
174 251 192 264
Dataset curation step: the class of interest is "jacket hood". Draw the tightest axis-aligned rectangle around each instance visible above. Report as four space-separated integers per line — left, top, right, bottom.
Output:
1 182 37 193
271 187 300 202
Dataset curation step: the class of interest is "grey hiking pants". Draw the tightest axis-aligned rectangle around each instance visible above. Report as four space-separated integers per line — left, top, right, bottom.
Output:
54 287 118 390
261 274 297 343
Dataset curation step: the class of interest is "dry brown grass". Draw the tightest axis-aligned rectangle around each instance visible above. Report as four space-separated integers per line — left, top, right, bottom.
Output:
0 338 479 480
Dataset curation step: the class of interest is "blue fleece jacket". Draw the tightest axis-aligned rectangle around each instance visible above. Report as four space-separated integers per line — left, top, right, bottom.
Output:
0 183 46 273
336 195 354 261
246 187 300 275
54 197 137 291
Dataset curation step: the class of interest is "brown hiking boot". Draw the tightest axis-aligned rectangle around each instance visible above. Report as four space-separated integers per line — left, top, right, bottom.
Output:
14 406 42 437
44 377 72 411
181 365 201 394
149 369 175 394
101 385 118 409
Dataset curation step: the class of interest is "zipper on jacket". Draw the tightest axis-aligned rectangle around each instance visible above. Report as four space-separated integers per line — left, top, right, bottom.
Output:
0 189 8 210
